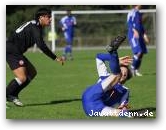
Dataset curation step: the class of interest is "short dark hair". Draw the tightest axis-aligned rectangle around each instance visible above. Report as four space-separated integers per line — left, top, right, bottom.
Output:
35 8 51 20
120 65 132 80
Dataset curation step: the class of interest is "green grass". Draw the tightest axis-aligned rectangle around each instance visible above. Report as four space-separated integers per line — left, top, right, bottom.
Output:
6 49 156 119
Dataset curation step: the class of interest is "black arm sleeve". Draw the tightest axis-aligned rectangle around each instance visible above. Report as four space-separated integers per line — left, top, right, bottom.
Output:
32 27 57 60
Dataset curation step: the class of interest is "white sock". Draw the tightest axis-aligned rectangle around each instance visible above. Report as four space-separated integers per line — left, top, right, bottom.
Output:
15 77 23 85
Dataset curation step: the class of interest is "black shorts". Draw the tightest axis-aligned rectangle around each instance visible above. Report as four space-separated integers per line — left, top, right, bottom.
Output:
6 53 30 70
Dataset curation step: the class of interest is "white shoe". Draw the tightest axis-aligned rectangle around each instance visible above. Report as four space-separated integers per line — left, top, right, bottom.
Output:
135 71 143 76
13 98 24 107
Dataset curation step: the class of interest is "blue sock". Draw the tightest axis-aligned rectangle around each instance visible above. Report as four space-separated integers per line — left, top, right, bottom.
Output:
136 58 142 69
67 46 72 53
109 52 120 75
64 46 68 54
132 56 142 70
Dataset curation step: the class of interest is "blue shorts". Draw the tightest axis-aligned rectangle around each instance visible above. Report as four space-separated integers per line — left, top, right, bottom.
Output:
129 37 148 54
82 83 105 116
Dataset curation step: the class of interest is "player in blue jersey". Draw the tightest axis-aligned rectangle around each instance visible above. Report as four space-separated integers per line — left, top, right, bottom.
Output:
60 9 77 60
127 5 149 76
82 36 133 117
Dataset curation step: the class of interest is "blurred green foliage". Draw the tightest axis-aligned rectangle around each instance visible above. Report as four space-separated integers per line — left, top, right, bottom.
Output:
6 5 156 37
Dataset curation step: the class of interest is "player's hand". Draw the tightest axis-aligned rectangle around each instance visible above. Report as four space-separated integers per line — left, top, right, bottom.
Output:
119 56 132 66
56 57 64 66
118 103 130 110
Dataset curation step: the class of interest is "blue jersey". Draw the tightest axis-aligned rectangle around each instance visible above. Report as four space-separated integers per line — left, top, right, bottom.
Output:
82 82 129 116
127 8 145 38
102 83 129 107
60 15 76 44
82 83 105 116
127 8 147 54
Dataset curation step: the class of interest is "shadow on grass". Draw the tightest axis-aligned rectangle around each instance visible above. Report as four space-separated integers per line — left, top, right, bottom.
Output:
25 98 81 107
143 72 156 76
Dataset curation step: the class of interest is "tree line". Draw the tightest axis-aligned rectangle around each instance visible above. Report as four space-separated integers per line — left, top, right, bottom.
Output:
6 5 156 37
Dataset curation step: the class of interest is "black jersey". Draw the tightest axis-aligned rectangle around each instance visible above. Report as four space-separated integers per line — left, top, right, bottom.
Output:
6 20 57 60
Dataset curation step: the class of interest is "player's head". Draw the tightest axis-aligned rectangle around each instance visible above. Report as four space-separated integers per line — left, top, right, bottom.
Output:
119 65 132 84
132 5 142 9
35 8 52 26
66 9 72 16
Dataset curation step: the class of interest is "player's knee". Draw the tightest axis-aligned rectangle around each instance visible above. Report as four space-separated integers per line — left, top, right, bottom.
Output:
17 75 27 83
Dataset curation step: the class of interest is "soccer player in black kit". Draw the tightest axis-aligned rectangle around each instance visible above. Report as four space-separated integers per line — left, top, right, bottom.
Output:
6 8 64 107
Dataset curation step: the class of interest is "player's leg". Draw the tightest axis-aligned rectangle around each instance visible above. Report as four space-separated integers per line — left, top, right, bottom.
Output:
100 52 121 91
129 37 145 76
13 57 37 98
62 45 67 60
63 45 72 60
62 33 73 60
62 33 69 60
67 45 73 60
101 75 121 92
6 54 36 106
66 36 73 60
131 53 143 76
106 35 126 53
6 54 28 106
102 35 126 91
129 37 138 76
96 53 111 81
6 66 27 106
134 38 148 76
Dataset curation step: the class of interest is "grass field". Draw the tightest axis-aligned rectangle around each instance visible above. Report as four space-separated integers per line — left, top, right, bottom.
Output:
6 48 156 119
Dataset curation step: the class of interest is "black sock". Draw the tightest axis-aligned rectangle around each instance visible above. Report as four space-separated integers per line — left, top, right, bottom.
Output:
6 79 20 99
13 78 31 97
